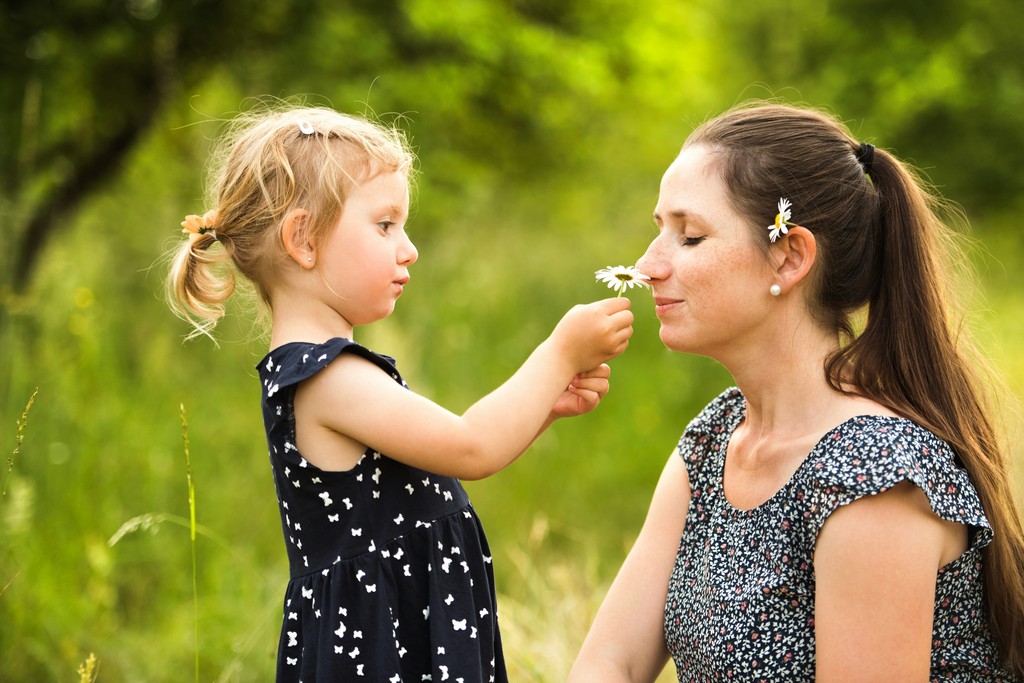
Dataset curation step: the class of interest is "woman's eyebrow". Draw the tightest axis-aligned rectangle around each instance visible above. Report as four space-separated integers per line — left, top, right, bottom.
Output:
653 208 709 226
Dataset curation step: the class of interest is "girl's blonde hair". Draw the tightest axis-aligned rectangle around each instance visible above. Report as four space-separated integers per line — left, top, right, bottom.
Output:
167 104 415 338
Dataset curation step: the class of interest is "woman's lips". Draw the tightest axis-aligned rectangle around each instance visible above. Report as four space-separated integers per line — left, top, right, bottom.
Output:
653 295 682 316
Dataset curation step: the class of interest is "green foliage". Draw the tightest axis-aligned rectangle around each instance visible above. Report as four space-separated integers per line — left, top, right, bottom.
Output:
707 0 1024 212
2 0 1024 680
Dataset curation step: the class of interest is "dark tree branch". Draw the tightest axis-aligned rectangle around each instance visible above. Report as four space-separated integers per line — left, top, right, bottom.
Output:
13 82 163 290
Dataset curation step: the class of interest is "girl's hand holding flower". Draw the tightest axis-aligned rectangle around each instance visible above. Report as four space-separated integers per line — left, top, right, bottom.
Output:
552 364 613 419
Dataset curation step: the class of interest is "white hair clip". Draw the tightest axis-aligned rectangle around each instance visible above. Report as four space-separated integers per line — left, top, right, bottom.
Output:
297 119 315 135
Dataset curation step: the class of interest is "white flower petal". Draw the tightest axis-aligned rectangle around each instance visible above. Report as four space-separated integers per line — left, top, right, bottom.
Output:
594 265 652 293
778 198 792 222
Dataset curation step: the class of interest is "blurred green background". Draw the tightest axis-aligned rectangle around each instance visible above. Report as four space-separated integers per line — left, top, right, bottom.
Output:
3 0 1024 680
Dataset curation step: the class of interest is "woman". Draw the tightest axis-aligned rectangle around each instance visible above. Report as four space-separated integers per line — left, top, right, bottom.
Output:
570 103 1024 681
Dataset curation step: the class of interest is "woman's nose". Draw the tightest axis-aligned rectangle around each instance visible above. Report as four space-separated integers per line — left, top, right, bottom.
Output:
636 240 665 280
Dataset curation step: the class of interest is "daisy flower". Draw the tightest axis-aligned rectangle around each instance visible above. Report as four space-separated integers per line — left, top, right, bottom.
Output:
768 198 794 242
595 265 651 296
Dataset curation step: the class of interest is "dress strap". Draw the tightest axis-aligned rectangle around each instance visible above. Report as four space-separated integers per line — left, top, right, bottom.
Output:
258 338 405 397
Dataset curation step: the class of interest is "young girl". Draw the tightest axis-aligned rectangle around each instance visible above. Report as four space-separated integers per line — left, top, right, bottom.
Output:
167 105 634 681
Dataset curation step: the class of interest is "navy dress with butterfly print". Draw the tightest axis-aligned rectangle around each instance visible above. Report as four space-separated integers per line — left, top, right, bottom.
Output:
258 338 507 682
664 388 1019 682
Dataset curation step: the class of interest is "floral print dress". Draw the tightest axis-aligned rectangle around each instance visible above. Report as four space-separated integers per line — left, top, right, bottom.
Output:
258 338 507 682
664 388 1018 682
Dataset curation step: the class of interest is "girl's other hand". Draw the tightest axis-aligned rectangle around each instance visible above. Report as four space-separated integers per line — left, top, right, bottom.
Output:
551 364 612 419
550 297 634 371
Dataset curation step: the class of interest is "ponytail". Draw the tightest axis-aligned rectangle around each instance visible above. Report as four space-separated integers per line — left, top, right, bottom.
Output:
826 149 1024 674
166 228 237 340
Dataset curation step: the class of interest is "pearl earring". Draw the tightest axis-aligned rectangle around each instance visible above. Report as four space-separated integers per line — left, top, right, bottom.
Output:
307 256 313 262
769 284 782 297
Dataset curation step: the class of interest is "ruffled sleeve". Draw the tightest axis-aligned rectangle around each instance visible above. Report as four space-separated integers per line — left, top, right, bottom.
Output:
803 417 992 550
256 338 405 470
676 388 746 485
258 338 404 398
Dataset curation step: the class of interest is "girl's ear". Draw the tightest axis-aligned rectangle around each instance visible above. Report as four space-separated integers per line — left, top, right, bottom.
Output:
772 225 817 293
281 209 316 269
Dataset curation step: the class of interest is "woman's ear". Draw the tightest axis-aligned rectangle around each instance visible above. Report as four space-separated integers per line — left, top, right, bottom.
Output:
281 208 316 269
772 225 817 293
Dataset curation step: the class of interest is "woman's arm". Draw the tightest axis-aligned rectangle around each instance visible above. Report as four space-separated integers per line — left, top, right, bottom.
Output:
814 481 967 682
569 454 692 682
296 298 633 479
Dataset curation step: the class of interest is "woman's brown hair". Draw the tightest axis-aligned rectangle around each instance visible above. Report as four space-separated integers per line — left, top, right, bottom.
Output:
687 102 1024 673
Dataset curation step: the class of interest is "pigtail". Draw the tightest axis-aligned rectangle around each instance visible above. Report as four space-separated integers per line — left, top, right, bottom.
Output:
829 148 1024 674
166 226 236 340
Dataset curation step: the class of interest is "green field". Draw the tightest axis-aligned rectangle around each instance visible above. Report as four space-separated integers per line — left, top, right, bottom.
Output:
3 1 1024 680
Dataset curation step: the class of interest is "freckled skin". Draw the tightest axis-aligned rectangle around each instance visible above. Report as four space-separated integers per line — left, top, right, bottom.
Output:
637 145 776 363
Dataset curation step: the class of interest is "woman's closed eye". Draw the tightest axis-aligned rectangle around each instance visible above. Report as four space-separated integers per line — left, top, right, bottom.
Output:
683 235 706 246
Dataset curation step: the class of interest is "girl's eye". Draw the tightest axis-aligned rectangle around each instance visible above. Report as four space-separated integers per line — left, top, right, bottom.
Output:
683 235 706 246
378 221 393 233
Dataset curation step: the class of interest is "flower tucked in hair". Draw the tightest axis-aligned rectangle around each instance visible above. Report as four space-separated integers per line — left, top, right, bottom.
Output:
768 198 796 242
181 210 219 241
595 265 651 296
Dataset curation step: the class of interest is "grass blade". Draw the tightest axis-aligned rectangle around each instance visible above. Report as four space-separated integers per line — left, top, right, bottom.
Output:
2 387 38 502
180 403 199 683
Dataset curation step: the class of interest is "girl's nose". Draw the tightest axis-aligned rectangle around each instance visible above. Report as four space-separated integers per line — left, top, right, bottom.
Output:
400 235 418 266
